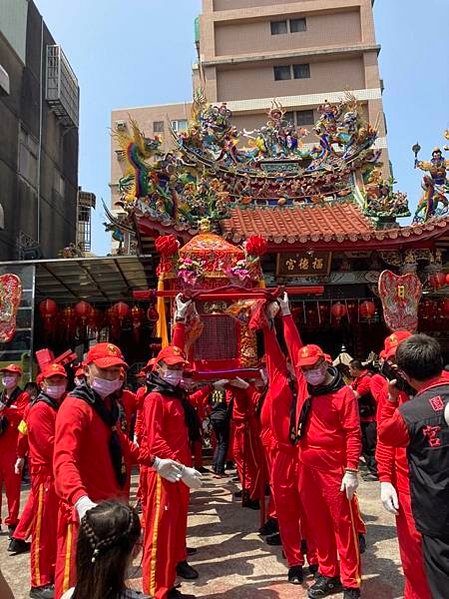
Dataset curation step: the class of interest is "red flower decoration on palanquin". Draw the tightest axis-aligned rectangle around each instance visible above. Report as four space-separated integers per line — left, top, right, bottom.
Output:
155 235 180 257
245 235 268 257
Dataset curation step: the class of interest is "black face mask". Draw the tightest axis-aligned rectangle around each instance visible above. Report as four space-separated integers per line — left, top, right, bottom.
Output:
380 361 415 396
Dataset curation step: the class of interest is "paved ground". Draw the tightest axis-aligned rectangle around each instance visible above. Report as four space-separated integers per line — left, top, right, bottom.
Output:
1 472 404 598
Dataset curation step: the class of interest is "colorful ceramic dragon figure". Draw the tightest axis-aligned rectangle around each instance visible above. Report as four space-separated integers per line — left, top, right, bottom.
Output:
114 118 163 201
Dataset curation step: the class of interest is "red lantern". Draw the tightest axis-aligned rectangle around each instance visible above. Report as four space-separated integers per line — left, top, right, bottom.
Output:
112 302 130 324
74 301 93 322
445 273 449 286
39 299 58 335
331 302 347 321
131 306 145 342
429 272 446 290
359 300 376 320
146 306 159 322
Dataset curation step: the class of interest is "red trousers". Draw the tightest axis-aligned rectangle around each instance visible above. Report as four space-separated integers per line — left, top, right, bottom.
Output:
264 445 277 520
272 450 316 567
396 488 431 599
54 507 78 599
233 421 262 500
30 473 58 588
13 488 35 541
299 463 362 589
142 471 190 599
0 450 22 526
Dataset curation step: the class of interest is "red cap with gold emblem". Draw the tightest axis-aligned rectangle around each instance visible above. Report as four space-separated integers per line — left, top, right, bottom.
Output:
297 344 325 368
380 330 412 360
154 345 188 367
41 363 67 379
75 367 85 378
85 343 128 369
0 364 23 375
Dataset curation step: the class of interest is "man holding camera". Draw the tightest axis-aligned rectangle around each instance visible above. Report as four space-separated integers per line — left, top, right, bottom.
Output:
378 334 449 599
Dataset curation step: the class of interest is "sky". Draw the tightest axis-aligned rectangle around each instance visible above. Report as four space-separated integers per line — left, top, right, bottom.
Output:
33 0 449 256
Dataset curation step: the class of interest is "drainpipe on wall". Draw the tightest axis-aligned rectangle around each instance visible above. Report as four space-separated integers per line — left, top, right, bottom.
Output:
36 15 44 246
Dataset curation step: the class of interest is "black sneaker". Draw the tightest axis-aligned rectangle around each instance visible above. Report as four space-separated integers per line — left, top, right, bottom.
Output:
308 575 343 598
196 466 209 474
168 589 196 599
186 547 197 556
343 588 361 599
7 525 17 540
234 490 243 499
266 532 282 546
288 565 304 585
242 498 260 510
359 533 366 554
8 538 31 555
258 518 278 536
29 585 55 599
176 560 199 580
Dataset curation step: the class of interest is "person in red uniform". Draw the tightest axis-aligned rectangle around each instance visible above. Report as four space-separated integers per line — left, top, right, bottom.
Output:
228 378 263 509
26 363 68 599
294 344 362 599
374 330 431 599
349 359 379 480
378 334 449 599
0 364 30 537
141 343 203 599
53 343 183 599
252 295 316 583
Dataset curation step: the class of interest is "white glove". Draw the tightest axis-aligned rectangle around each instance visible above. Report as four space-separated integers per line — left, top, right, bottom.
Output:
180 466 203 490
75 496 97 521
14 458 24 475
380 481 399 515
153 457 183 483
175 294 192 322
278 292 291 316
340 471 359 501
213 379 229 389
230 377 249 390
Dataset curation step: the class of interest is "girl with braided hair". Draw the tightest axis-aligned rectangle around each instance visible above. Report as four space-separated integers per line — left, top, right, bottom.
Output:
62 500 148 599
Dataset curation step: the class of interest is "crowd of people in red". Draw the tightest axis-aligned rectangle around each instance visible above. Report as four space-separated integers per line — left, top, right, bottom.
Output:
0 293 449 599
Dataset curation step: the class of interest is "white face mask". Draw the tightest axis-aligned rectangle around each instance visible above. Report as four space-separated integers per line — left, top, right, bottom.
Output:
45 384 67 400
91 377 122 398
2 376 17 389
304 364 328 387
160 369 182 387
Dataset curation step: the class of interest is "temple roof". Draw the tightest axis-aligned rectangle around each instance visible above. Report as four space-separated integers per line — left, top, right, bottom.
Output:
220 204 449 249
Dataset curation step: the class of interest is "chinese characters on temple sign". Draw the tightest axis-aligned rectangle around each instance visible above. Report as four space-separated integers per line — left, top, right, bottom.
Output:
276 252 332 277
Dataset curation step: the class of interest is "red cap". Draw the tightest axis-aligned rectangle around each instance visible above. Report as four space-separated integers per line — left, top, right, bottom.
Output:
154 345 188 367
0 364 22 376
75 367 85 378
324 353 332 364
85 343 128 369
297 345 325 368
41 363 67 380
380 330 412 360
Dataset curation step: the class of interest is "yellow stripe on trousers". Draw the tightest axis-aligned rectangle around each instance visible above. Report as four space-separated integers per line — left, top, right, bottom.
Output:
348 497 362 587
149 474 163 598
33 483 45 586
63 524 73 594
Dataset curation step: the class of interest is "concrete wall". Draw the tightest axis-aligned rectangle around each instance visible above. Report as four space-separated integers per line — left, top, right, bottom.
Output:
213 0 314 11
215 10 361 56
216 55 365 101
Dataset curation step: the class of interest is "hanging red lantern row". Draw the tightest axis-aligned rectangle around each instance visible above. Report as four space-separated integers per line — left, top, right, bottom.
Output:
112 302 130 325
331 302 347 323
429 272 446 290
